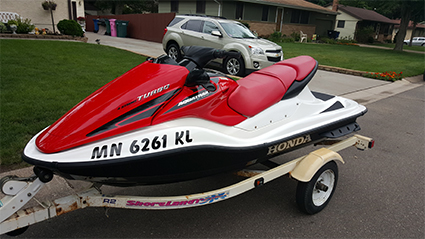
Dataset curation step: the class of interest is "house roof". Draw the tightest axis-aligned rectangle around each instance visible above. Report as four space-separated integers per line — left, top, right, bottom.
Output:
337 5 394 24
240 0 337 15
392 19 425 29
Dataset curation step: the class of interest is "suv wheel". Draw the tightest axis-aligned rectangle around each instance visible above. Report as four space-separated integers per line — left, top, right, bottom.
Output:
224 55 245 76
166 43 182 62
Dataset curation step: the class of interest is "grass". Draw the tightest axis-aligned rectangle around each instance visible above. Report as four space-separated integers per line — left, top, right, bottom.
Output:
279 42 424 77
0 39 424 167
0 39 146 166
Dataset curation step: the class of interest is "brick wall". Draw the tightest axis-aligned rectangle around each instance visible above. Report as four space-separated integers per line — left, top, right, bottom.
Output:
244 20 316 39
280 24 316 38
244 21 276 38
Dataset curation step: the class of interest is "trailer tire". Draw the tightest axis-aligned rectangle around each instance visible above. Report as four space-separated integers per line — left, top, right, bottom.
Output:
6 226 29 236
296 161 338 214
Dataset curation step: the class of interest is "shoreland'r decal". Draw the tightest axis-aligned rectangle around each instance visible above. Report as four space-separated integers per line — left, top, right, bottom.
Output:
91 130 193 159
267 135 312 156
126 192 229 208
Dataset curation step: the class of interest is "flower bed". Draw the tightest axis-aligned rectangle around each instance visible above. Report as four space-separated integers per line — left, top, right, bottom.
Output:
364 71 403 81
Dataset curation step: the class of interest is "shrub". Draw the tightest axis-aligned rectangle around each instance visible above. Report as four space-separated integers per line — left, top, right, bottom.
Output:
57 19 84 37
290 31 300 42
338 36 357 44
319 37 336 44
355 26 374 43
7 18 35 34
0 22 6 33
281 37 295 43
268 31 282 43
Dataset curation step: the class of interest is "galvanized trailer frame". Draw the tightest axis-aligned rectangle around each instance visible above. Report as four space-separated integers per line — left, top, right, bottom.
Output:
0 134 374 236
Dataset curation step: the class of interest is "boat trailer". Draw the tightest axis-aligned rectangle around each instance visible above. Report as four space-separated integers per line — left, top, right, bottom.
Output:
0 134 374 236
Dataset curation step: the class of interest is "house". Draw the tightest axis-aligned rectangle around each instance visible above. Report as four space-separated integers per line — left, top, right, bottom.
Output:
0 0 85 32
326 4 394 42
158 0 337 39
392 20 425 41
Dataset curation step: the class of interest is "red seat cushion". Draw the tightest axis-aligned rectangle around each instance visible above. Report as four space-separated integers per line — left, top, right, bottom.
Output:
275 55 316 81
254 64 297 90
228 56 315 117
228 65 296 117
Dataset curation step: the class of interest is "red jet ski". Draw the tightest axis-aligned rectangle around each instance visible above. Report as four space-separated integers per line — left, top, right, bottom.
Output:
22 46 367 186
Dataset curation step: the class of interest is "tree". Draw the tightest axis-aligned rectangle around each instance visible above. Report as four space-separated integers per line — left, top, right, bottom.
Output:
393 0 424 51
338 0 424 51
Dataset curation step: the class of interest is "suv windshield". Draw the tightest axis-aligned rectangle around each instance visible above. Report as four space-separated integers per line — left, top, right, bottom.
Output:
219 22 256 39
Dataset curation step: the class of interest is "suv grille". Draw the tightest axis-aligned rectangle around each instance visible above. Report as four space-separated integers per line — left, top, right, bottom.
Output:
267 56 281 62
265 50 281 53
266 50 282 62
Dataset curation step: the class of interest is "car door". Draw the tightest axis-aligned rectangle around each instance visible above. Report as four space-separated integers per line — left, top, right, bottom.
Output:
181 19 204 46
200 20 224 49
417 37 425 46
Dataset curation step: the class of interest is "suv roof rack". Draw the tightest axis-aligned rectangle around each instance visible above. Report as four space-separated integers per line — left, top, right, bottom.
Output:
181 14 227 19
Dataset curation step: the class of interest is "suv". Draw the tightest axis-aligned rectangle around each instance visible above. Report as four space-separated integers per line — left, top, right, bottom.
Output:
162 15 283 76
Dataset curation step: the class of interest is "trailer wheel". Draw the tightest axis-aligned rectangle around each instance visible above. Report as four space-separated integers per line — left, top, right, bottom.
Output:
6 226 29 236
296 161 338 214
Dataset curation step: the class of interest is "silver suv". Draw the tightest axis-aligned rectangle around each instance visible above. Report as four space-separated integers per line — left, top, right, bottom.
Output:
162 15 283 76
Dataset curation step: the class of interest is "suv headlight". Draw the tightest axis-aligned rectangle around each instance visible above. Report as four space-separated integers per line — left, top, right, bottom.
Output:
249 46 264 55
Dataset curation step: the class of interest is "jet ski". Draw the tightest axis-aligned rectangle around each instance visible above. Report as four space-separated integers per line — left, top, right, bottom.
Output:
22 46 367 186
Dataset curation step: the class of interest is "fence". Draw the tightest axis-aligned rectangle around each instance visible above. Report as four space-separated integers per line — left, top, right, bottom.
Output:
85 13 176 43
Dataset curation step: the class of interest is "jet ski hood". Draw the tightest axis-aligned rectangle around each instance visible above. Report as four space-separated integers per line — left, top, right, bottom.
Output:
36 62 188 154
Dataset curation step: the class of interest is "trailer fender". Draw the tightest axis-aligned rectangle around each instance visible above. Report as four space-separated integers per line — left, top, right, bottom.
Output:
290 148 344 182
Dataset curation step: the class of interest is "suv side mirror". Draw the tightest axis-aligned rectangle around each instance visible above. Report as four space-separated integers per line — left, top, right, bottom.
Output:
211 30 222 38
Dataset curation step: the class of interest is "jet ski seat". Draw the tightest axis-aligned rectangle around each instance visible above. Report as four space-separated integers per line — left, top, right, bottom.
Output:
228 56 316 117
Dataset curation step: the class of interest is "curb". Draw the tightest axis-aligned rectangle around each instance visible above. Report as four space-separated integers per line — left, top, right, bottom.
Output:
318 65 367 77
0 33 88 43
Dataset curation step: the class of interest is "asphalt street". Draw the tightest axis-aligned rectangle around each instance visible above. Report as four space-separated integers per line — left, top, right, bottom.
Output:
2 84 423 238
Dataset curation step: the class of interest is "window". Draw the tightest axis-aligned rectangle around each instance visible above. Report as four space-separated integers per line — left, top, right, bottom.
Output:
203 21 219 34
181 20 203 32
168 17 184 27
337 20 345 28
290 9 309 24
220 22 256 39
196 0 206 14
235 2 244 19
262 6 269 21
171 0 179 13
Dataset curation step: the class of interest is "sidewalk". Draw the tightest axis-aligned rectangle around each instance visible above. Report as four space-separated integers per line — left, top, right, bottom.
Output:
85 32 164 57
358 43 425 54
1 32 424 216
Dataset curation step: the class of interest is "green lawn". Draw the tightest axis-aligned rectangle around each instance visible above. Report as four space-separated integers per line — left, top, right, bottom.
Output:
280 42 424 77
0 39 146 166
0 39 424 167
